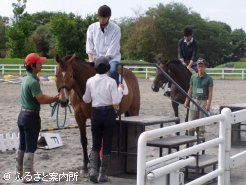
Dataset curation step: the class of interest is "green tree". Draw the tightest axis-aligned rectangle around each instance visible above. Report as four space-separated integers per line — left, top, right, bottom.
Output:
199 21 232 66
12 0 27 23
0 17 7 49
30 24 54 57
230 29 246 58
120 2 240 66
7 16 35 57
7 0 36 57
121 3 202 61
49 13 96 57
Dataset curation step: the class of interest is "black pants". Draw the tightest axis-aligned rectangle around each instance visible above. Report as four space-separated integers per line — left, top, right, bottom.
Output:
91 107 116 155
17 111 41 153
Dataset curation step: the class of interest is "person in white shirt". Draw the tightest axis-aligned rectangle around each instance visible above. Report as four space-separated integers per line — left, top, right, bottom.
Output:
86 5 121 85
83 56 124 183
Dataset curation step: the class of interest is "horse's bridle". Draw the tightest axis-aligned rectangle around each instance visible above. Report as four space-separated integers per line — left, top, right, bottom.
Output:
156 61 172 89
57 86 71 93
56 67 75 93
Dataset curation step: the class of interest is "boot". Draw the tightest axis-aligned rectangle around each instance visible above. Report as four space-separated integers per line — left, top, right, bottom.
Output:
15 150 24 179
89 151 99 183
23 153 37 183
98 155 110 182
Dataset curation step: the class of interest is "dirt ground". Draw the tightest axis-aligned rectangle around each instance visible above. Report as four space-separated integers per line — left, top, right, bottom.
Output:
0 79 246 185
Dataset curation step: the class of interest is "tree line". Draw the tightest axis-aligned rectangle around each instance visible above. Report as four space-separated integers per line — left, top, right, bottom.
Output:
0 0 246 67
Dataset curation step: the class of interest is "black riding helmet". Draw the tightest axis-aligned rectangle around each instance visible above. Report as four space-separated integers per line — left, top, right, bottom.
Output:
184 27 193 36
95 56 110 74
98 5 111 17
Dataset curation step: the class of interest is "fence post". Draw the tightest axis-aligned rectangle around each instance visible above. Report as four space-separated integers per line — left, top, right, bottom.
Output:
146 67 148 79
19 65 21 75
54 65 57 75
137 133 147 185
219 108 232 185
222 69 225 79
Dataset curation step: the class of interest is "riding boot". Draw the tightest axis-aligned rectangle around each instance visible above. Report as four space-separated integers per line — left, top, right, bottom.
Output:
98 155 110 182
23 153 38 183
15 149 24 179
89 151 99 183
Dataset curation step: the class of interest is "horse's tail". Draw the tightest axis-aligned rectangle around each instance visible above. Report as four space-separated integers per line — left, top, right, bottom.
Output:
119 67 140 116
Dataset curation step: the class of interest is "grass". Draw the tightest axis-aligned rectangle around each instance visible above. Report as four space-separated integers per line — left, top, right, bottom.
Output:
215 58 246 68
0 58 56 65
0 58 149 65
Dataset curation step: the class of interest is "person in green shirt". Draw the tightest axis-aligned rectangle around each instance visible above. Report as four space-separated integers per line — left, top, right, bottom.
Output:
184 58 213 137
16 53 59 183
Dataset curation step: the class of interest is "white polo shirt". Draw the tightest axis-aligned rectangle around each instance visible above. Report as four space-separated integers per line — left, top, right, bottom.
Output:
82 74 124 107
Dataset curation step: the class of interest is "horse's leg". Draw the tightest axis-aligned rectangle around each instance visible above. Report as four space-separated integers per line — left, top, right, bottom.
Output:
124 111 130 117
70 91 89 175
172 101 179 118
75 114 89 175
185 108 189 122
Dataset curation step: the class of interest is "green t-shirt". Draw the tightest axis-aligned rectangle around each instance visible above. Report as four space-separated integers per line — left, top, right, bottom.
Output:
190 73 213 98
20 72 42 111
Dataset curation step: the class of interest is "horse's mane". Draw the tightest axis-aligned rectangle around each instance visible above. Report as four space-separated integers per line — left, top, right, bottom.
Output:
167 59 183 66
60 55 94 70
167 59 190 74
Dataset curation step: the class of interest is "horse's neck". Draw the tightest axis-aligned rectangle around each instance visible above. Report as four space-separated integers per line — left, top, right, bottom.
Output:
168 63 190 85
73 62 96 97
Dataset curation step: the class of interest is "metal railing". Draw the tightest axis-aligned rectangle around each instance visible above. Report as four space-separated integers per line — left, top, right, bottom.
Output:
137 108 246 185
0 64 246 80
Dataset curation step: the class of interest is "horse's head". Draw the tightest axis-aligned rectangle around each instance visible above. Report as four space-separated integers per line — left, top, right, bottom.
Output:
55 54 76 107
151 59 169 92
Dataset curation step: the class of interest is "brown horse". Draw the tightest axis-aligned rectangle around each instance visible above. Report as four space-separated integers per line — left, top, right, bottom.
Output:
55 55 140 174
151 59 191 121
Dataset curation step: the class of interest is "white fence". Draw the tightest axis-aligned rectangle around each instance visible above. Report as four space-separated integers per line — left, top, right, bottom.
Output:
0 64 57 76
1 64 246 80
137 108 246 185
0 133 19 152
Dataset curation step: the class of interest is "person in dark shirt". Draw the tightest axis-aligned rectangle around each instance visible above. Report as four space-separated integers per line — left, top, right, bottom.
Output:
164 27 198 97
178 27 198 71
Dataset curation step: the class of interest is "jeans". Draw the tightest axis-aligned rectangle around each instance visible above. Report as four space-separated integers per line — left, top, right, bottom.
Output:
17 111 41 153
91 107 116 155
109 60 119 85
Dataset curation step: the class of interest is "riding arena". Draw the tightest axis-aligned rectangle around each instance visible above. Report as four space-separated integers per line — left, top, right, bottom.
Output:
1 72 246 184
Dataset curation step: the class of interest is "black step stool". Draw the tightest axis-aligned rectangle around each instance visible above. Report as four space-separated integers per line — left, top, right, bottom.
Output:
147 135 205 156
185 154 218 180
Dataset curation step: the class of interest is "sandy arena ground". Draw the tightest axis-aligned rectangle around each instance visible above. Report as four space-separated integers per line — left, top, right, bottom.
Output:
0 78 246 185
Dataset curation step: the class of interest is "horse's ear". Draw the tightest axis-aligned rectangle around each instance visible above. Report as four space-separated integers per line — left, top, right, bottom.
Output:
56 54 62 64
70 54 76 61
68 54 76 64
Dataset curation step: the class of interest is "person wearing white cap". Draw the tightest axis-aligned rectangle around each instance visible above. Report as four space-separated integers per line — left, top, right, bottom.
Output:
184 58 213 137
